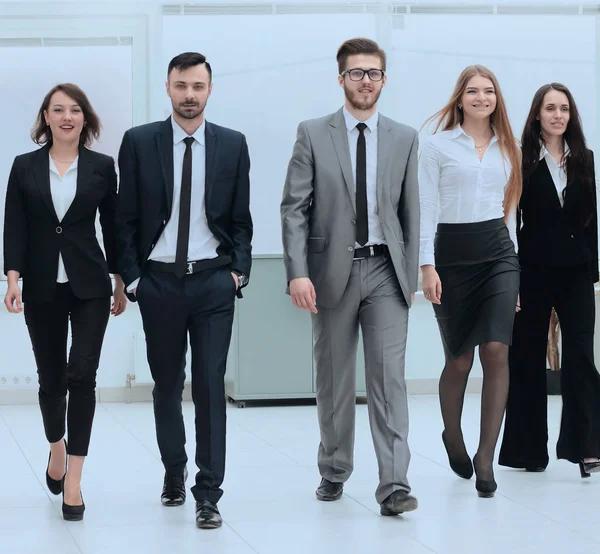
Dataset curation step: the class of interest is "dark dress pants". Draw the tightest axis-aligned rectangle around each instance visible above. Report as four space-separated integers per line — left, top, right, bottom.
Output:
500 264 600 467
24 282 111 456
136 265 237 504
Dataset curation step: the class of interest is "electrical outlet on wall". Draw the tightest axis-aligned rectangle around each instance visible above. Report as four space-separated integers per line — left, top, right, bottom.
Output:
0 375 36 387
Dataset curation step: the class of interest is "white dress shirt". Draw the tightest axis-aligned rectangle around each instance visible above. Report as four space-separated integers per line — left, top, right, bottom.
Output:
128 117 220 292
49 155 78 283
540 142 569 207
418 125 518 267
150 117 220 262
343 107 386 247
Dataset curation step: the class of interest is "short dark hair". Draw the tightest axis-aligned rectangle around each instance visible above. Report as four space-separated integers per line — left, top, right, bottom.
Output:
337 38 386 74
167 52 212 81
31 83 101 147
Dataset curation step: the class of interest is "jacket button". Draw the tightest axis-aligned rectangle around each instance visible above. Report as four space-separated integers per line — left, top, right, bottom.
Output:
348 246 354 252
351 219 356 225
55 226 63 234
571 234 574 238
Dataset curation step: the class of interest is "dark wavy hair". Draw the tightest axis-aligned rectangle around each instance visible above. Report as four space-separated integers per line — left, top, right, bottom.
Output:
31 83 101 147
521 83 595 225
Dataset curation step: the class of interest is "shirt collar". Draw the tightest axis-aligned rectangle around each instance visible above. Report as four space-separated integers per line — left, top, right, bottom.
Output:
48 154 79 176
171 116 205 146
539 140 570 162
451 124 498 146
343 106 379 134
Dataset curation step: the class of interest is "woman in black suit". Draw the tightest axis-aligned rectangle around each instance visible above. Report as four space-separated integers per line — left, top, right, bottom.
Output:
3 83 127 520
499 83 600 477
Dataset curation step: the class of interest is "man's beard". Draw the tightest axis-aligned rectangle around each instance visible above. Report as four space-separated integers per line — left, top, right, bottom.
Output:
344 86 382 112
173 102 205 120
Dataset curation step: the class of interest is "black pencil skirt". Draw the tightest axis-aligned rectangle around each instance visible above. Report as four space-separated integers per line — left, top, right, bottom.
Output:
433 218 520 360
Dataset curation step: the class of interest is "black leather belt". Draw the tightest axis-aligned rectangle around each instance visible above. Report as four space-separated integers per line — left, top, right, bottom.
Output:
147 255 232 275
353 244 388 260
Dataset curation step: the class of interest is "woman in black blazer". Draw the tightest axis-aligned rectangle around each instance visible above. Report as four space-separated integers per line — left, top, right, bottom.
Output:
3 83 127 520
499 83 600 477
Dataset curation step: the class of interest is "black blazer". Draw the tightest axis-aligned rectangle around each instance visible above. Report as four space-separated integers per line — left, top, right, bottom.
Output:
517 153 599 283
116 117 253 301
3 144 118 302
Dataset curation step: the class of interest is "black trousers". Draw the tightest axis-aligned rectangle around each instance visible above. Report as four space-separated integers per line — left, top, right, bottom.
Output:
136 265 236 504
24 283 111 456
500 264 600 467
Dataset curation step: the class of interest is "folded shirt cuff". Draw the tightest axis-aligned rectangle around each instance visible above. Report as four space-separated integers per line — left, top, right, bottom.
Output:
127 278 140 293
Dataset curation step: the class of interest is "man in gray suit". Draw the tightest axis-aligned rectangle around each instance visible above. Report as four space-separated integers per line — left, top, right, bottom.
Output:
281 38 419 516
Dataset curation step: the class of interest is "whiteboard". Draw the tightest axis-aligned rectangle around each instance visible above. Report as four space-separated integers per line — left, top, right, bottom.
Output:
0 43 133 273
163 12 596 255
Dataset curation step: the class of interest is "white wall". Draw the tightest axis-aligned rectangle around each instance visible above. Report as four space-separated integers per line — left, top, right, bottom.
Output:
0 1 599 401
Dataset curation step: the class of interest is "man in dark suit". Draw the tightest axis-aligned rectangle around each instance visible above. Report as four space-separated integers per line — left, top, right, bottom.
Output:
116 52 252 529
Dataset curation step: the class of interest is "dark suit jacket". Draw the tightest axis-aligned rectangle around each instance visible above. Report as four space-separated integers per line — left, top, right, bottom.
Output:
116 117 252 301
3 144 118 302
518 153 599 283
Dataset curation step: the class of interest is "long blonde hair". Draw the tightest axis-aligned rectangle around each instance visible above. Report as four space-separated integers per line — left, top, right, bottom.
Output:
425 65 522 218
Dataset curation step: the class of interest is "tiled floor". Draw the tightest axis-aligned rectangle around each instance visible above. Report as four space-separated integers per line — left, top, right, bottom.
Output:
1 394 599 553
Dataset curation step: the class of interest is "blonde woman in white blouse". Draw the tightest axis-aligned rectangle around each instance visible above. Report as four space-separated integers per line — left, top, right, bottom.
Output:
419 65 521 498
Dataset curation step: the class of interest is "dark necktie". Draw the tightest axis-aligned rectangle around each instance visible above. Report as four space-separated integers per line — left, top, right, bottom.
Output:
355 122 368 247
174 136 194 278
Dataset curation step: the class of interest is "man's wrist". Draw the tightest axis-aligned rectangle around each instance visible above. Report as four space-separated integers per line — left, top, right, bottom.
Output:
232 270 248 287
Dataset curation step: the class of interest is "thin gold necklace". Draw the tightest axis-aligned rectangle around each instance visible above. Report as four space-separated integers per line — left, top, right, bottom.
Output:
474 138 492 153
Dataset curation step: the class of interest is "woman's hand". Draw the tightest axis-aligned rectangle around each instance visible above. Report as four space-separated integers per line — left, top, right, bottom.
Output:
421 265 442 305
516 293 521 312
4 282 23 313
111 275 127 316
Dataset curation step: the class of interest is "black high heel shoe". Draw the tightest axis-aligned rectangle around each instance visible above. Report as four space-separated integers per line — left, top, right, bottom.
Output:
62 482 85 522
442 431 473 480
45 439 67 495
579 459 600 479
473 454 497 498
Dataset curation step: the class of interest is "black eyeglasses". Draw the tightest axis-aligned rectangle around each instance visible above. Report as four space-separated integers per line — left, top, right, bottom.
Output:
341 68 385 82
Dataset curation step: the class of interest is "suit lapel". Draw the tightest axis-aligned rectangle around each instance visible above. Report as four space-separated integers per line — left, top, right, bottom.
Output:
205 122 217 207
376 115 393 210
61 145 91 225
539 159 565 211
156 117 175 214
329 109 356 213
32 145 59 221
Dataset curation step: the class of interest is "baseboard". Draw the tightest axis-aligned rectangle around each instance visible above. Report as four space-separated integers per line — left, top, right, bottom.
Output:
0 378 483 405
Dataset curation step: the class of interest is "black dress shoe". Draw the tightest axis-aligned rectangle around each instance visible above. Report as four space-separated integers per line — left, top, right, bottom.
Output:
525 466 546 473
46 439 68 495
195 500 222 529
62 486 85 522
380 490 418 516
474 454 497 498
315 478 343 501
161 467 188 506
442 431 473 480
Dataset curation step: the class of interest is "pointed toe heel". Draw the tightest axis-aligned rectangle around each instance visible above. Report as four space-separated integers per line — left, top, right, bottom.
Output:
62 482 85 522
474 454 497 498
475 480 497 498
442 431 473 480
45 439 67 496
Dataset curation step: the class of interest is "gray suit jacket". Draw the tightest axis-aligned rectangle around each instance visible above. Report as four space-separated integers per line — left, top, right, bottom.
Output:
281 108 420 309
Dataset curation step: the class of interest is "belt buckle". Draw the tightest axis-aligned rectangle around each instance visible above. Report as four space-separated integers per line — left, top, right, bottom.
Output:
186 262 195 275
369 246 374 257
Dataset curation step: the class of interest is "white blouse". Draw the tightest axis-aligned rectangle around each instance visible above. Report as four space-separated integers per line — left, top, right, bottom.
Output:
540 142 569 207
418 125 518 267
49 155 78 283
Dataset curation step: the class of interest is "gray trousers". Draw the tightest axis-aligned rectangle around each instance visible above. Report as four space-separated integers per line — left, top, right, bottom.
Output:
312 254 411 504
